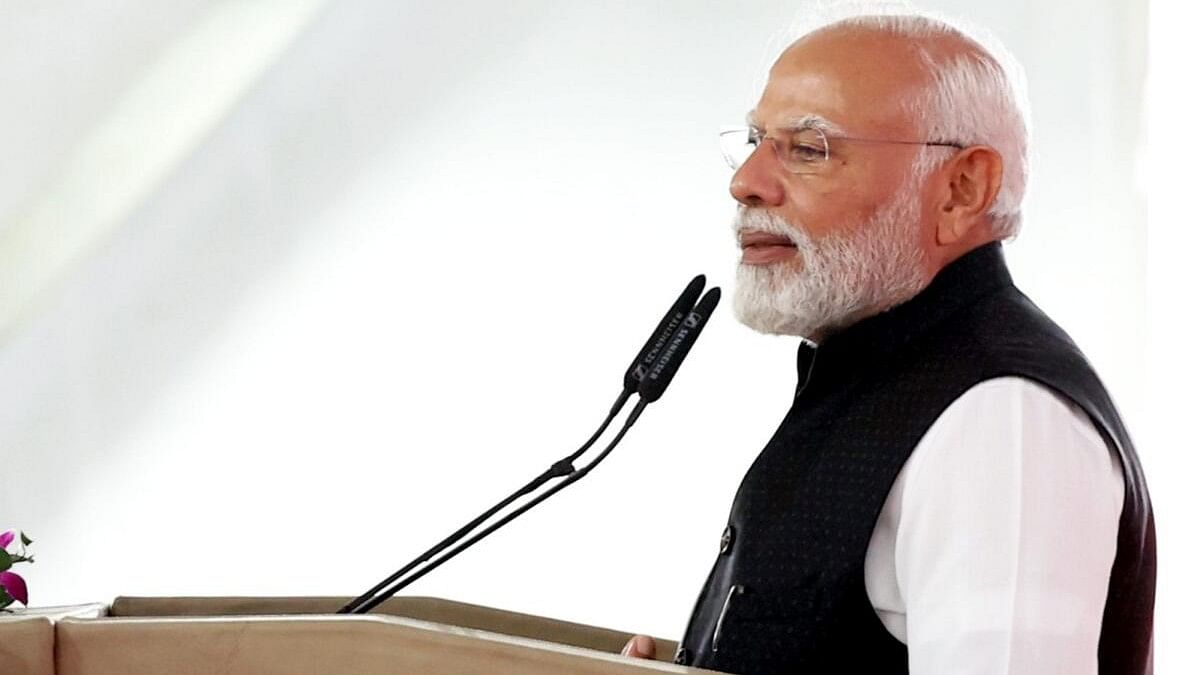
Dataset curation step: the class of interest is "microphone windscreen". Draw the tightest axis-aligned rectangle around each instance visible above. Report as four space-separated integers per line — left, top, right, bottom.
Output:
637 287 720 402
622 274 706 393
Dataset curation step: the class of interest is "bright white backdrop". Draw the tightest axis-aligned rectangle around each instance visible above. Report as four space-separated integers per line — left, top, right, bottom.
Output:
0 0 1190 670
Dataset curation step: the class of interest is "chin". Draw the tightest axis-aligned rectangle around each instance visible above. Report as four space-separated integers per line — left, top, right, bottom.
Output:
732 263 824 338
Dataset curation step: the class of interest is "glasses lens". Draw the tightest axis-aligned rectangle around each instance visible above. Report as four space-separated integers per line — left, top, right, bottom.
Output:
718 126 830 173
779 128 829 173
719 127 756 170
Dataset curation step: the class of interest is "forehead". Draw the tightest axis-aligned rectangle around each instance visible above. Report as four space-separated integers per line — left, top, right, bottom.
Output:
751 28 929 136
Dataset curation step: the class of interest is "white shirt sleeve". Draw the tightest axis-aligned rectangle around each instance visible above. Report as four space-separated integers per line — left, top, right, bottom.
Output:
863 377 1125 675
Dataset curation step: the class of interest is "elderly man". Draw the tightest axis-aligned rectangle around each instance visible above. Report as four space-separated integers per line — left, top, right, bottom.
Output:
622 10 1155 675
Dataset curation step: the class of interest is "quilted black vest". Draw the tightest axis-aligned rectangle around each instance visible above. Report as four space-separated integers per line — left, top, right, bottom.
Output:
676 243 1155 674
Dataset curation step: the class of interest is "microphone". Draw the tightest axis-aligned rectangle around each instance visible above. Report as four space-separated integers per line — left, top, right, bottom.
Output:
638 287 721 403
622 274 706 394
559 274 707 468
341 275 721 614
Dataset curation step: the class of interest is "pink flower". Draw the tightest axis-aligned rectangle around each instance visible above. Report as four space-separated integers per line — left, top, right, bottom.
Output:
0 531 13 551
0 571 27 605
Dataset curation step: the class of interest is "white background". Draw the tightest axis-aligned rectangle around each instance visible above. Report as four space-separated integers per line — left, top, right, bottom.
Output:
0 0 1193 670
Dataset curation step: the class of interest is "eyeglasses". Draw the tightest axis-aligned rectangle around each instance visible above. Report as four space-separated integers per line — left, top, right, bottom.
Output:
719 125 965 175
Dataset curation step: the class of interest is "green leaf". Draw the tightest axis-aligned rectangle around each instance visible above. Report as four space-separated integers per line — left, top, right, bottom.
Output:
0 548 11 572
0 588 11 608
19 532 32 547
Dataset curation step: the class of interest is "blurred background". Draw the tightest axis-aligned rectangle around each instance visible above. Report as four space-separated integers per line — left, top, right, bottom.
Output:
0 0 1195 670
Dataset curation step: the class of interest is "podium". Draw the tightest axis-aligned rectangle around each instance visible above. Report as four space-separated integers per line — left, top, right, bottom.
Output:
0 596 717 674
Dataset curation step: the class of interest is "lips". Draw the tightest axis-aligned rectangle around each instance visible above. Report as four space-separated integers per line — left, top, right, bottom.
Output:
739 230 797 265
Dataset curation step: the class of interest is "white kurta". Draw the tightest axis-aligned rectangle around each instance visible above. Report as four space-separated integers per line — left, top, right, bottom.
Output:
863 377 1126 675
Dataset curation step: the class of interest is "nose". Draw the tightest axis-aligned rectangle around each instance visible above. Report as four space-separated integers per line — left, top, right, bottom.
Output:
729 143 786 208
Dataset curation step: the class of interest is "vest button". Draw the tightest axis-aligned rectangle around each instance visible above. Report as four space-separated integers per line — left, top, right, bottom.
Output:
719 525 735 555
673 645 691 665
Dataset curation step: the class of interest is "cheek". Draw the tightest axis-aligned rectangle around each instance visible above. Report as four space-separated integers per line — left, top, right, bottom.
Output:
780 180 881 237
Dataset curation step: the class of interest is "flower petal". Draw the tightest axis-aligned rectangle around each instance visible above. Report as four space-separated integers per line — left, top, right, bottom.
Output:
0 531 13 551
0 571 28 605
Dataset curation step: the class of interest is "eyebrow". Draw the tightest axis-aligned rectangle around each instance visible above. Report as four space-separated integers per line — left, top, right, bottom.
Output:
745 111 845 135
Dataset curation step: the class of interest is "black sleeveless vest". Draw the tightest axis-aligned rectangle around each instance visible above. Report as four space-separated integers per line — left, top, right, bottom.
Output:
676 243 1155 674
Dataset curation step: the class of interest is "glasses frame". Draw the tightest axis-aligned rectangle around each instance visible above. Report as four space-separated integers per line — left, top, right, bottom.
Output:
719 125 966 174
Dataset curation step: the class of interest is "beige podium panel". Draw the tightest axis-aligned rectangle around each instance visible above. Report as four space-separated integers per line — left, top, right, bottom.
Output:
55 614 704 675
45 596 709 675
2 604 107 675
0 616 54 675
107 595 677 660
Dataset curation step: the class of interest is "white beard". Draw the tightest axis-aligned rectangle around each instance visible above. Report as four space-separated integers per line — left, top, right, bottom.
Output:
732 188 929 340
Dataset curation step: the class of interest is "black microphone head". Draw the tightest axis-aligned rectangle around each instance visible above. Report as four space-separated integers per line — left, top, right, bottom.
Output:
637 286 720 403
623 275 706 393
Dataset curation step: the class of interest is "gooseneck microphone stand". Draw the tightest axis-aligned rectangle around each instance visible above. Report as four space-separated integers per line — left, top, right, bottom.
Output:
339 276 720 615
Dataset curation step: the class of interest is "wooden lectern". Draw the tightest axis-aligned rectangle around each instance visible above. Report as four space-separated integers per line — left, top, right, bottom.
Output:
0 596 718 674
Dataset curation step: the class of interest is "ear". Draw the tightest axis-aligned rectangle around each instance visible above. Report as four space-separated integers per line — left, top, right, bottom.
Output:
934 146 1004 246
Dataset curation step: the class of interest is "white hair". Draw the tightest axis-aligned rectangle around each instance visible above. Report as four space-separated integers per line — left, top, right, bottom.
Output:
775 2 1031 239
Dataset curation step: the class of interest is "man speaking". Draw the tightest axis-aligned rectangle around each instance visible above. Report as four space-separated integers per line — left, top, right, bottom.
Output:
623 7 1155 675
